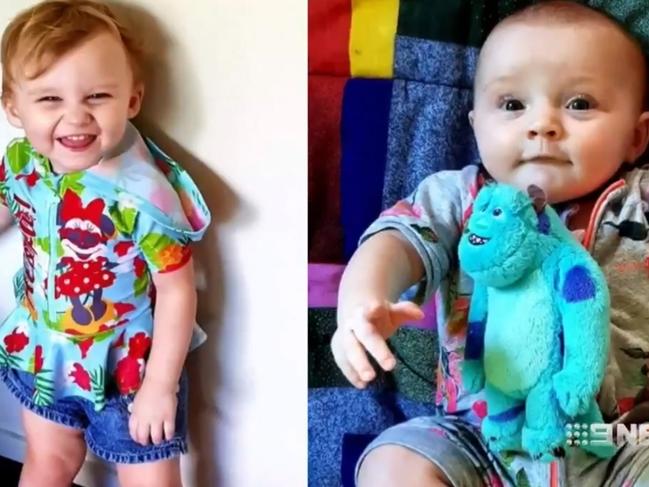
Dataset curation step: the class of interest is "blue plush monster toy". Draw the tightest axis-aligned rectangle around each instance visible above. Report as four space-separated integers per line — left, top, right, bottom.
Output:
458 183 615 461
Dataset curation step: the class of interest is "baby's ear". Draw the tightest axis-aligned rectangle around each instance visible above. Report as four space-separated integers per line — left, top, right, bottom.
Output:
527 185 546 213
468 110 475 127
626 111 649 163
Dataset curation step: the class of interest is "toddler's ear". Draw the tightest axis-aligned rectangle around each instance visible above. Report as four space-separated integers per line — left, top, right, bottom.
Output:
127 81 145 119
2 98 23 129
468 110 475 127
626 111 649 163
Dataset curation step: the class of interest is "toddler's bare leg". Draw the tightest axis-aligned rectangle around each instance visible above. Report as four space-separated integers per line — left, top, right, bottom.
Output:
357 444 452 487
116 457 182 487
19 407 86 487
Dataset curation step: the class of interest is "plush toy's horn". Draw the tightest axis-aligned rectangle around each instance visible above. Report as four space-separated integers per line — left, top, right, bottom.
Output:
527 184 547 213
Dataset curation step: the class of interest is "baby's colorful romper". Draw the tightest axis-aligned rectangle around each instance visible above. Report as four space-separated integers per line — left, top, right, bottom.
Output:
0 123 210 461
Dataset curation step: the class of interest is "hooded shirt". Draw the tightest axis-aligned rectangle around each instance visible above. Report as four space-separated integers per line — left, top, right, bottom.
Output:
0 123 210 410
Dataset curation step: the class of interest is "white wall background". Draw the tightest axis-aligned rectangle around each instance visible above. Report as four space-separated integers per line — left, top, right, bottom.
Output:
0 1 306 486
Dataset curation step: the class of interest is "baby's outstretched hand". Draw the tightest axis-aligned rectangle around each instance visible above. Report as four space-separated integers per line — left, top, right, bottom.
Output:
128 378 178 446
331 301 424 389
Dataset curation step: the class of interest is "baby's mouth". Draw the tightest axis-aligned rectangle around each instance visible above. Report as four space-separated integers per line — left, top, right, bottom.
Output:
57 134 97 150
520 156 571 166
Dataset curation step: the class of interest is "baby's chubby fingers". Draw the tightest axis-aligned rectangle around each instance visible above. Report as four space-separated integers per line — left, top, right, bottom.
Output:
330 330 368 388
351 321 395 372
353 305 399 371
342 327 376 382
389 301 425 323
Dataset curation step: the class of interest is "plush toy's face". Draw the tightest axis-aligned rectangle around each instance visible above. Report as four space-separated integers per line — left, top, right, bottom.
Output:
459 184 541 287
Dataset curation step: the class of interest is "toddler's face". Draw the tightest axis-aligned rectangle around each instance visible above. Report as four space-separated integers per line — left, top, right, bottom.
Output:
3 30 143 174
470 22 649 203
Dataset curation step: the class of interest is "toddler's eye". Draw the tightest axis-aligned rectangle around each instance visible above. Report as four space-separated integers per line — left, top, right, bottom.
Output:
566 97 592 110
501 99 525 111
37 96 61 103
88 93 111 100
492 208 503 217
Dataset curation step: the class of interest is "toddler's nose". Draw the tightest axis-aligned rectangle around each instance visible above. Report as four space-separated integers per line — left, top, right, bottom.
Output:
65 104 92 126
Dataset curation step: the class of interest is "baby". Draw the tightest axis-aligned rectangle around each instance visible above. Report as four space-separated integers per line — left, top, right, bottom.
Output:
332 1 649 485
0 1 210 486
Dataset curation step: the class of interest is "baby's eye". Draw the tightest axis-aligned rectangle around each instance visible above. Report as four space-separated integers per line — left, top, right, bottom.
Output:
37 96 61 103
566 97 593 111
500 99 525 111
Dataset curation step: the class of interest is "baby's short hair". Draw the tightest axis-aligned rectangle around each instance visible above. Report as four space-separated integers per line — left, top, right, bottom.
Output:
476 0 648 108
501 0 612 26
1 0 144 104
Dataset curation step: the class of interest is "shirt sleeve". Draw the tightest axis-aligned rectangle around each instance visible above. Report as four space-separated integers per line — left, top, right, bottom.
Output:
132 207 193 274
360 165 479 302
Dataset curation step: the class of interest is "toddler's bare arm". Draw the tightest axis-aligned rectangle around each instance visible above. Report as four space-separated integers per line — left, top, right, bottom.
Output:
128 259 197 445
0 205 12 233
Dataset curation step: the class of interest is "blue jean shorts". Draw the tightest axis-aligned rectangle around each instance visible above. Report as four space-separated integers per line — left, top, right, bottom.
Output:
1 367 189 464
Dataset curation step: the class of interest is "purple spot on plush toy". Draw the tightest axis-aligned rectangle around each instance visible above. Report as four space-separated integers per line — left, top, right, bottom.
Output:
537 212 550 234
562 265 596 302
488 403 525 423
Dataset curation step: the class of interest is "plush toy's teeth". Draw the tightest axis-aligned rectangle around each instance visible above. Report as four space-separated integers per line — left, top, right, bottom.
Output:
469 233 488 245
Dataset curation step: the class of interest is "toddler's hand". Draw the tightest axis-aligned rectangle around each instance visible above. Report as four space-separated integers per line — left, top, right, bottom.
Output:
128 378 178 446
331 301 424 389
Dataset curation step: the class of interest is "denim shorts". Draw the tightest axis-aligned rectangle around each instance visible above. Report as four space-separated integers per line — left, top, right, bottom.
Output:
1 367 189 464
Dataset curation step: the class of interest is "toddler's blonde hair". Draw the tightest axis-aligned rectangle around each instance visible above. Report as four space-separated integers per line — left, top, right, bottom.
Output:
1 0 144 104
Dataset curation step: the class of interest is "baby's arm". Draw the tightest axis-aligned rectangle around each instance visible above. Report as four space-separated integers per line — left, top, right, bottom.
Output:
332 230 425 388
129 259 197 445
332 168 475 388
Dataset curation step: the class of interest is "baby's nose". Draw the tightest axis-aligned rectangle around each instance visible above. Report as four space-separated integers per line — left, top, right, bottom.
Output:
527 116 563 140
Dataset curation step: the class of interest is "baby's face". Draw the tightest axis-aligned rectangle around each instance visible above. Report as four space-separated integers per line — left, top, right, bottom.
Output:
471 22 648 203
3 30 143 174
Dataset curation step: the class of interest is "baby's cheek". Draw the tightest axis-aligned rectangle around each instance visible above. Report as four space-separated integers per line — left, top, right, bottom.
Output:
575 137 620 172
575 123 626 163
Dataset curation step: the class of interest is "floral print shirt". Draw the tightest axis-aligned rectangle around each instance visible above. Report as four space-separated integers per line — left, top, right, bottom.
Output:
0 123 210 410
